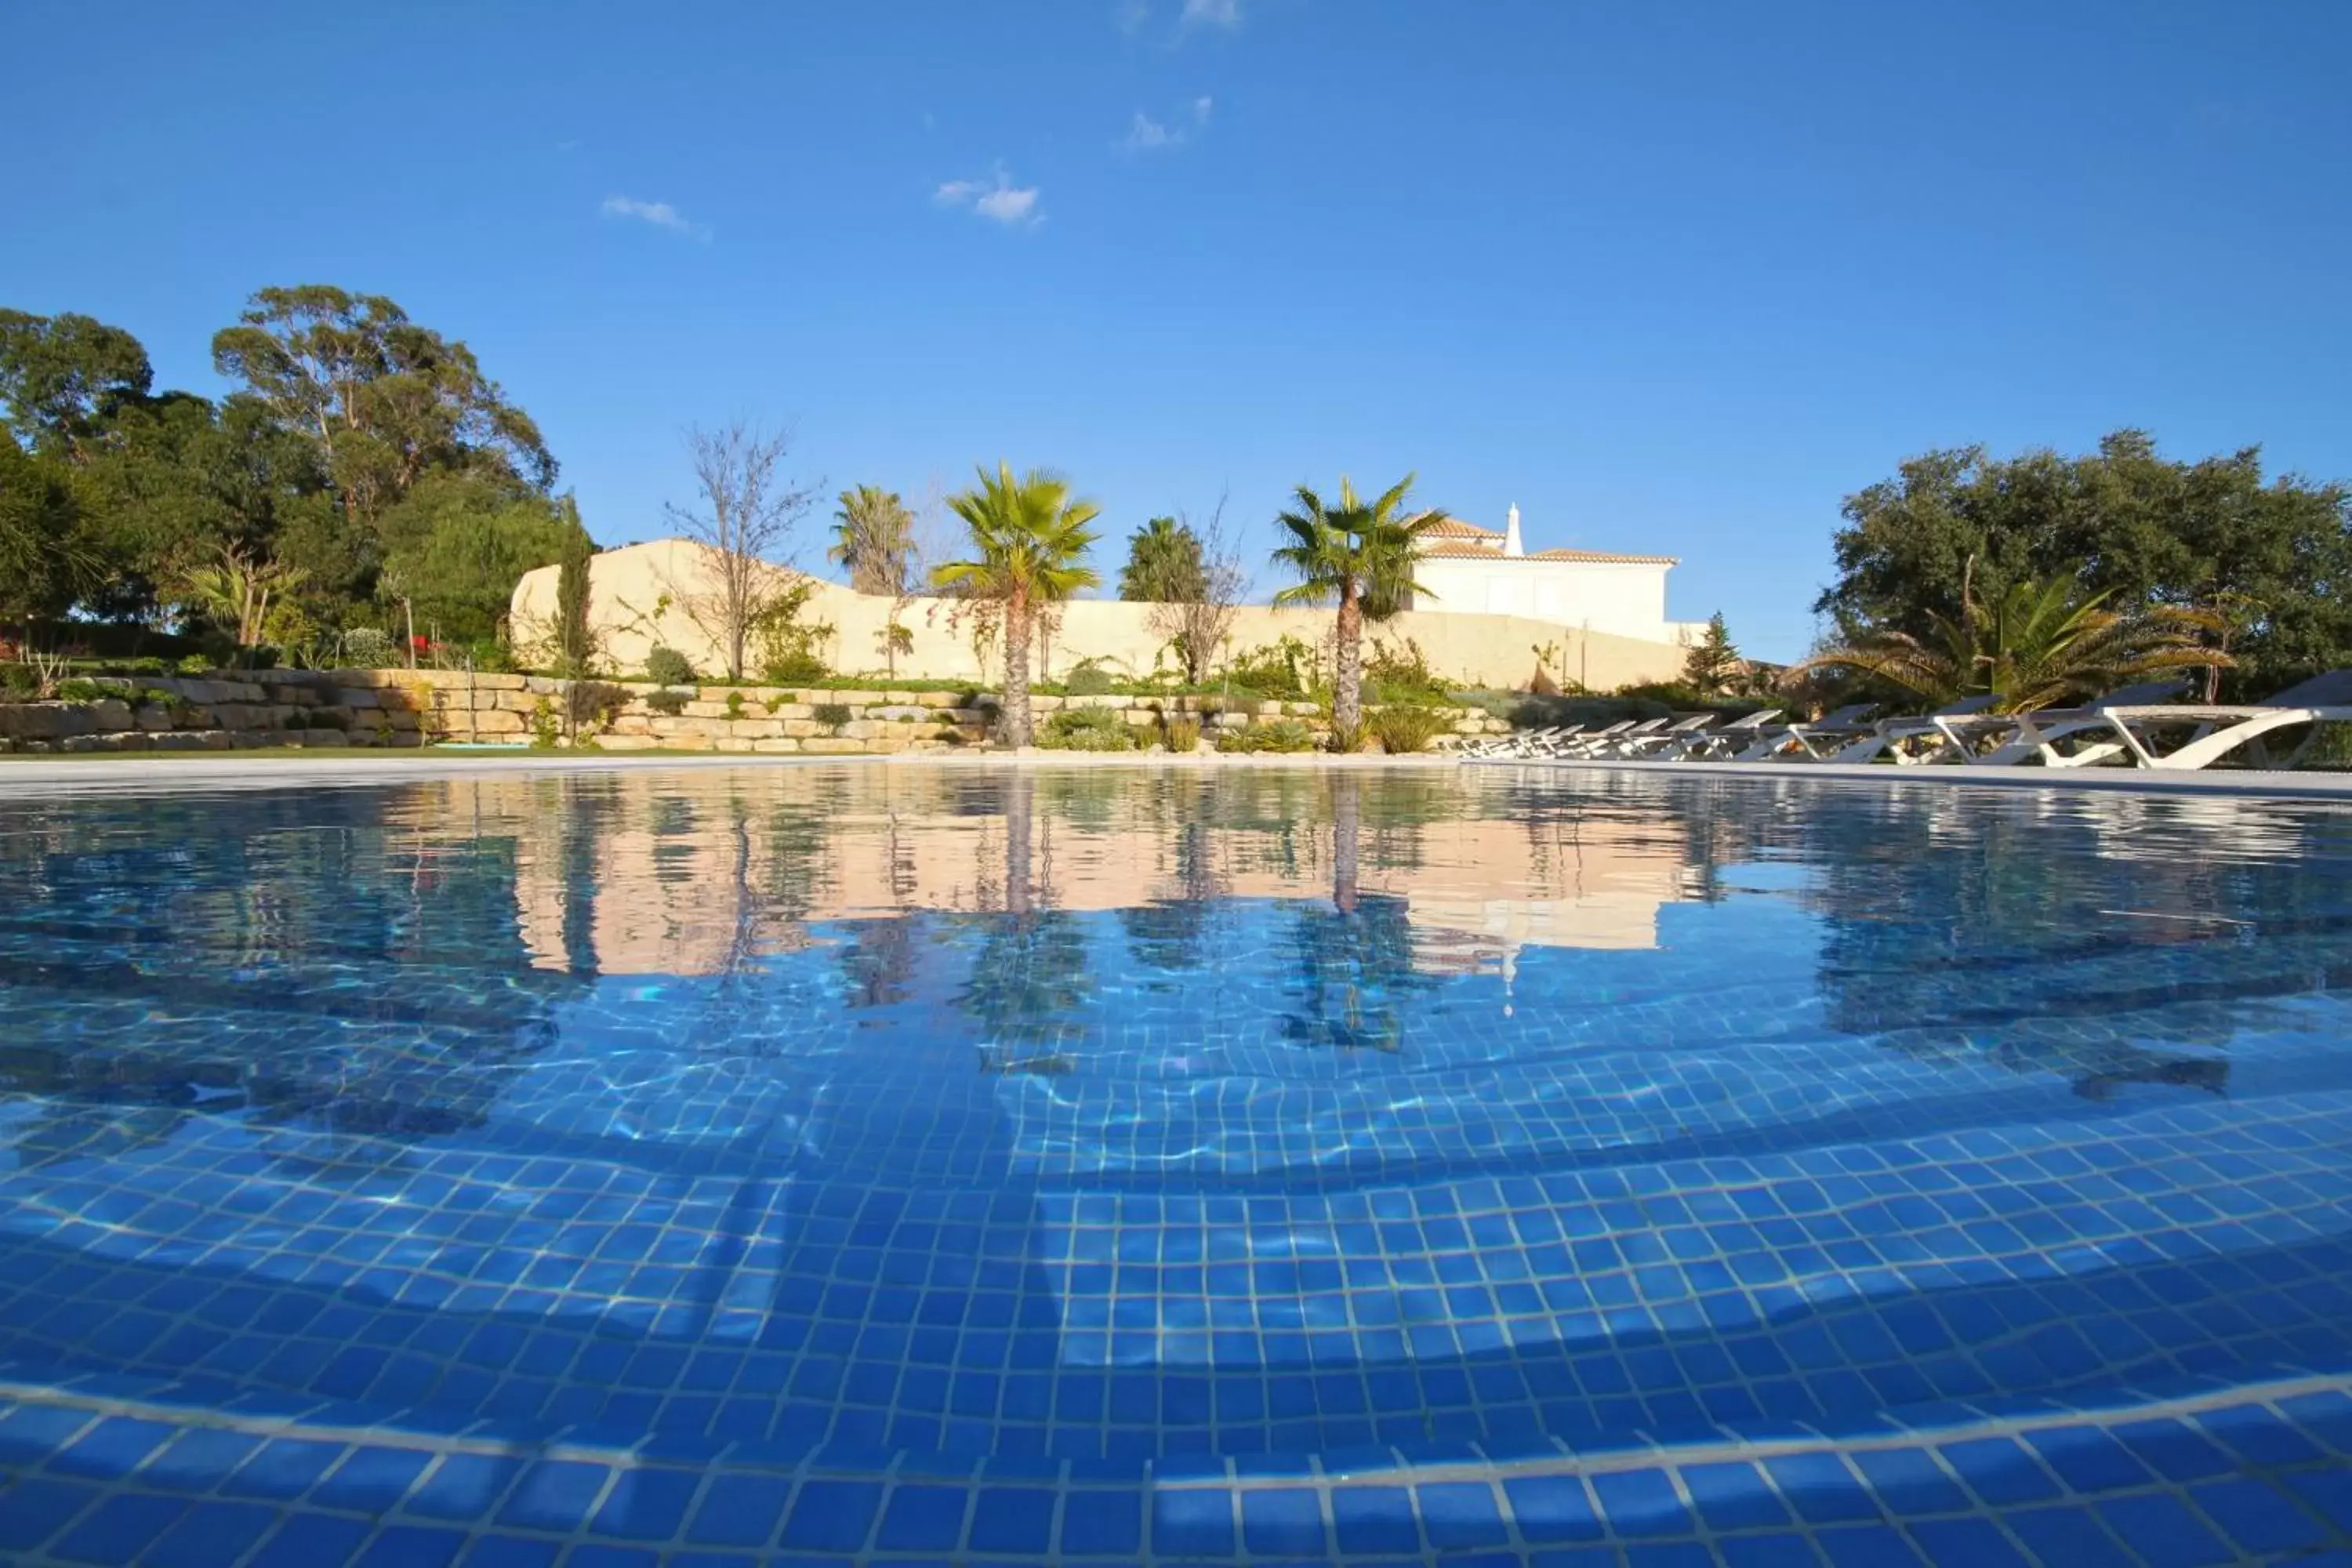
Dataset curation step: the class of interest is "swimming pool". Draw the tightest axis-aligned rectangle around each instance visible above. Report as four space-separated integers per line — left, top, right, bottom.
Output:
2 764 2349 1565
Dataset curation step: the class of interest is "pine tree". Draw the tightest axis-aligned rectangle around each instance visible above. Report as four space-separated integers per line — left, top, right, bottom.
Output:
1682 611 1741 696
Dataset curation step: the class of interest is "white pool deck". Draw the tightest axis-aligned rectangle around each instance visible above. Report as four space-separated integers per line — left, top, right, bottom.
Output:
6 749 2352 803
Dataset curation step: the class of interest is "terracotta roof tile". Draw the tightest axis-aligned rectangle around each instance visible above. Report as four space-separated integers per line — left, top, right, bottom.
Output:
1526 548 1681 565
1420 517 1501 540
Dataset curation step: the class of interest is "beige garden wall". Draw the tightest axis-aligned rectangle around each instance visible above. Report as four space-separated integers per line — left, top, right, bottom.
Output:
511 539 1690 692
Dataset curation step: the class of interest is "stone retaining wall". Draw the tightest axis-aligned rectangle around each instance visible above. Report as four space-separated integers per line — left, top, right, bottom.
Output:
0 669 1511 755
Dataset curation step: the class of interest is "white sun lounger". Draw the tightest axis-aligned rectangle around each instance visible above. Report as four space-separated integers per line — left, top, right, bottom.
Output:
1617 713 1723 759
1823 694 2002 764
1537 719 1635 757
1731 703 1878 761
1947 680 2191 768
1570 717 1671 758
1675 709 1785 760
2086 669 2352 771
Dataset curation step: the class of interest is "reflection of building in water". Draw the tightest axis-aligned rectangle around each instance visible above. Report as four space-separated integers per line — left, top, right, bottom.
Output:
503 771 1702 977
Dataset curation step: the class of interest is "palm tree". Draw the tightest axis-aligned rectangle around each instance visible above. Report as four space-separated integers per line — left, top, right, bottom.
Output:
1271 474 1437 732
828 485 916 596
1118 517 1207 602
931 463 1101 747
1795 567 2226 713
176 545 310 648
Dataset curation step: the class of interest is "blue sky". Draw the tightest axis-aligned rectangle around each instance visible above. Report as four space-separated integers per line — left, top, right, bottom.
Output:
11 0 2350 659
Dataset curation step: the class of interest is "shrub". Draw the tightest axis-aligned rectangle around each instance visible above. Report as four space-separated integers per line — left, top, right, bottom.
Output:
53 679 114 704
1327 717 1368 754
0 665 36 697
752 579 835 685
1369 706 1451 754
280 709 310 730
644 646 695 686
1063 659 1117 695
176 655 211 677
1226 635 1317 699
339 628 396 668
568 681 630 734
724 691 746 720
760 647 829 684
643 688 689 716
1365 636 1450 703
529 698 561 750
1164 717 1202 752
1038 706 1138 751
465 638 516 673
1215 717 1317 753
813 702 853 732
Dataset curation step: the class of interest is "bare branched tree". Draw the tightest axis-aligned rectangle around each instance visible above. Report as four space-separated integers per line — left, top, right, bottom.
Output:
1146 493 1246 684
661 421 818 680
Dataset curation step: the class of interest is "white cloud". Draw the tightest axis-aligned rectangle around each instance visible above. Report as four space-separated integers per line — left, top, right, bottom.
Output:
1179 0 1240 29
1120 96 1214 152
1123 111 1178 151
935 166 1043 227
599 195 710 241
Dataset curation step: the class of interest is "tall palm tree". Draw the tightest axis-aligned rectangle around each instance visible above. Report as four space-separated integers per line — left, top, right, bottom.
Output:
1795 568 2226 713
1271 474 1437 732
931 463 1101 747
828 485 916 596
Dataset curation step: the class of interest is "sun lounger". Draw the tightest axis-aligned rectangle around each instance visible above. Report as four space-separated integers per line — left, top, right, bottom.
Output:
1455 725 1584 760
1534 719 1634 757
1570 717 1671 758
1675 709 1784 760
1665 710 1769 761
1822 694 2001 764
2087 669 2352 771
1617 713 1723 759
1952 680 2191 768
1731 703 1878 761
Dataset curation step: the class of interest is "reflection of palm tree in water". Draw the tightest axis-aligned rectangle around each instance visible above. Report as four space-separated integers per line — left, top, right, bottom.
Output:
966 773 1091 1071
1285 774 1426 1051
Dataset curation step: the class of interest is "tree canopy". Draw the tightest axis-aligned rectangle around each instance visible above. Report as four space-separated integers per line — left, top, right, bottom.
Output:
1117 516 1209 602
1 289 572 658
1820 430 2352 694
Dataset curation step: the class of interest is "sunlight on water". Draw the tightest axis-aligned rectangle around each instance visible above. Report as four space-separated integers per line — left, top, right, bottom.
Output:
4 766 2352 1461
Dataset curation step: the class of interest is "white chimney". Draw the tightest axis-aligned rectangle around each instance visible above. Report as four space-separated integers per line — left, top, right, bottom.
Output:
1503 503 1523 558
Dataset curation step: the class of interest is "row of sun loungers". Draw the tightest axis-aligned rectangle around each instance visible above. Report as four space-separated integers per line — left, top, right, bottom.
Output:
1451 670 2352 772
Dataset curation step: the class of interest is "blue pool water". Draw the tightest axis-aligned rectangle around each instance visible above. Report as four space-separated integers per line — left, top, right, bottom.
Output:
2 764 2350 1565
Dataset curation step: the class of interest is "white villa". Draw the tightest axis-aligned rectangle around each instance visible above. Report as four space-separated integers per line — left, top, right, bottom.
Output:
1406 506 1701 646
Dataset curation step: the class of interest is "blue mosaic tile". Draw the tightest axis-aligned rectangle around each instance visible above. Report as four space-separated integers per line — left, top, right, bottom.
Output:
1907 1515 2031 1568
5 771 2352 1565
47 1492 187 1564
2187 1475 2334 1556
2004 1504 2140 1567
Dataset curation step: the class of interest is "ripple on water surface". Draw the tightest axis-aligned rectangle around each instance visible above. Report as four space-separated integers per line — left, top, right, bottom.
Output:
2 766 2350 1560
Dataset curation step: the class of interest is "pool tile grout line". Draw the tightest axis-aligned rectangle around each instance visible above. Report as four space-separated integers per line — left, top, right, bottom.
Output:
5 1363 2348 1484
